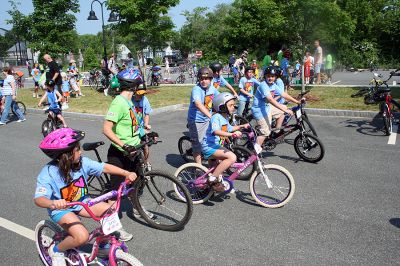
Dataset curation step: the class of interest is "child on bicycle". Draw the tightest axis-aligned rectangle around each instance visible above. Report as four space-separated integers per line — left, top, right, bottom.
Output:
187 67 220 164
273 66 302 134
251 66 293 146
237 66 260 116
34 128 137 266
202 92 248 192
132 86 153 171
209 62 238 97
38 80 68 128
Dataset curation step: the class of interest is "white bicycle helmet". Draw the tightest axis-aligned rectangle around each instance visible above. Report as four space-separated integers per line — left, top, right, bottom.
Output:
213 92 237 113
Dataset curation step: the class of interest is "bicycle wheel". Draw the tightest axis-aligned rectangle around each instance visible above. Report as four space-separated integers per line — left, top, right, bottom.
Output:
228 145 256 180
89 77 99 91
41 119 55 137
12 101 26 115
35 220 86 266
249 164 295 208
176 76 184 84
294 133 325 163
87 174 107 197
174 163 213 204
301 114 318 136
114 249 143 266
131 171 193 231
178 135 194 163
351 88 369 98
382 104 392 136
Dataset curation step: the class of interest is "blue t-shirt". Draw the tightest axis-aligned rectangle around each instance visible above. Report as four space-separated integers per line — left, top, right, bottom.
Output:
202 113 233 149
211 76 228 90
61 80 70 93
272 78 285 104
251 81 275 120
31 68 42 81
187 84 220 122
238 77 260 102
47 91 60 109
132 96 153 127
34 157 104 218
281 58 290 77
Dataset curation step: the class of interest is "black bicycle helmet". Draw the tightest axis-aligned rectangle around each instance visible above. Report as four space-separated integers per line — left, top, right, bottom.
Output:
264 66 277 77
117 68 143 91
197 67 213 80
245 66 255 73
274 66 283 77
209 62 223 73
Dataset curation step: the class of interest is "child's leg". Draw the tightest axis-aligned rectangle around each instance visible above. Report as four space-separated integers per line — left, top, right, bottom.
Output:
256 115 272 146
56 212 89 251
57 114 67 127
210 148 237 178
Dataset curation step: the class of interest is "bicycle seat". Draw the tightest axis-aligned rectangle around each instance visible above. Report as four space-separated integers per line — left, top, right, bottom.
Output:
82 141 105 151
377 87 391 93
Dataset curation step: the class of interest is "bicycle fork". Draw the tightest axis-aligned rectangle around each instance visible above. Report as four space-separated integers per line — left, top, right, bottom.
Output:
256 160 273 189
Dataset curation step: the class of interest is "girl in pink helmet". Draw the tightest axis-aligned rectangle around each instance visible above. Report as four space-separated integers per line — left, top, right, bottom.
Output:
34 128 137 266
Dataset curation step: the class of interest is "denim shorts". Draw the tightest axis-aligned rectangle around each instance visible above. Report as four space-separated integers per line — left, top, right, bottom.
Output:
314 63 321 74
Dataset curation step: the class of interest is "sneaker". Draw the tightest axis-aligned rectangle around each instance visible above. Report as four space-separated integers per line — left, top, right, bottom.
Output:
145 163 152 172
211 182 226 192
16 118 26 122
114 228 133 242
48 244 67 266
133 207 155 220
0 122 5 125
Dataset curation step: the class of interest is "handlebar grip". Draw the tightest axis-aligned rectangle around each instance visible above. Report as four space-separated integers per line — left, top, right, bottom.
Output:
232 134 237 138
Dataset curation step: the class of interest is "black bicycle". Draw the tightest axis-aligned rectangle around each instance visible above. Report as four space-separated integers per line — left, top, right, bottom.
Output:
234 101 324 163
83 132 193 231
0 99 26 118
40 105 63 137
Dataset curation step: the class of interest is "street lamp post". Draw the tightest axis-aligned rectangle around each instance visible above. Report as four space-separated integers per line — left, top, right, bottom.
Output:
87 0 118 70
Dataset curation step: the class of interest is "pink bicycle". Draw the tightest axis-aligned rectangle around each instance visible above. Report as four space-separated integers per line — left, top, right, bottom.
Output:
35 182 143 266
174 125 295 208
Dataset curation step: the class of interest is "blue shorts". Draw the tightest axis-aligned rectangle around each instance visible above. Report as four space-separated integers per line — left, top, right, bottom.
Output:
233 67 238 75
202 145 221 159
50 209 81 223
49 108 62 116
314 63 321 74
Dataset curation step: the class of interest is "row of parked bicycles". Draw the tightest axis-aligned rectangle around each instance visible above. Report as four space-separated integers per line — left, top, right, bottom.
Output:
351 69 400 135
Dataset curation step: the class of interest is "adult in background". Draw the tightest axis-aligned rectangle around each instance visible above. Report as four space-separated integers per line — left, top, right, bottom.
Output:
280 50 292 91
43 54 62 93
262 50 272 72
31 62 41 98
0 66 26 125
314 39 323 85
228 54 236 71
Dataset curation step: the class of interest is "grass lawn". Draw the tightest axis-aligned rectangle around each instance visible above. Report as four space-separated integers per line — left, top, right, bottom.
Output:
17 85 400 115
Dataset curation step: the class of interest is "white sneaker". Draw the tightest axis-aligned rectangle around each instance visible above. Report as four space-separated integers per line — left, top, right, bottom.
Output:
133 207 155 219
16 118 26 122
48 244 67 266
114 228 133 242
0 122 5 125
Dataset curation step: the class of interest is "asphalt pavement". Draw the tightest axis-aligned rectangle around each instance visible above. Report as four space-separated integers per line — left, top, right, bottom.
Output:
0 110 399 265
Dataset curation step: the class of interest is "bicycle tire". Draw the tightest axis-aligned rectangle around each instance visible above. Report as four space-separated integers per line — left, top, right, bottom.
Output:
131 170 193 231
382 104 392 136
249 164 295 208
174 163 214 204
35 220 86 266
178 135 194 163
301 114 318 136
89 78 99 91
228 145 256 180
41 119 54 137
351 88 369 98
294 133 325 163
12 101 26 115
115 249 143 266
87 174 107 197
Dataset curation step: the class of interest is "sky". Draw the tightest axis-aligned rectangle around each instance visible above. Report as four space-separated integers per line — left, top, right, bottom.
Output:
0 0 233 35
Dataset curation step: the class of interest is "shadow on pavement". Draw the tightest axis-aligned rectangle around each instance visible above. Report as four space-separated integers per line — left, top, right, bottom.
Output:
341 114 386 136
166 153 185 168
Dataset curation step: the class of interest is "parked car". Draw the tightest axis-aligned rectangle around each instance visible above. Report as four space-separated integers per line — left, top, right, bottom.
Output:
163 54 186 67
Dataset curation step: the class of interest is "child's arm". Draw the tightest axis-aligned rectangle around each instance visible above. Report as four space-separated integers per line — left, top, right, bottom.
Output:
34 196 67 210
194 100 212 119
266 95 293 115
225 83 238 97
214 129 242 138
103 163 137 184
55 90 63 103
37 92 47 107
144 114 151 129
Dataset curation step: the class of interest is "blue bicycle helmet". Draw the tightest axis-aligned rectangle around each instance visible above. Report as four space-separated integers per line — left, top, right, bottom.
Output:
117 68 143 90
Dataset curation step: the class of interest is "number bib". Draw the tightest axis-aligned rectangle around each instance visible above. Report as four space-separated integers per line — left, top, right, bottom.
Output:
101 212 122 235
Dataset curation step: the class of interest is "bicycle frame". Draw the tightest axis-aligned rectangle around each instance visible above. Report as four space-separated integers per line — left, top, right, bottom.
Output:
63 182 133 266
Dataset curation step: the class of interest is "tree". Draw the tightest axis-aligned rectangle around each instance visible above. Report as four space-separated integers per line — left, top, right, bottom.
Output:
26 0 80 57
108 0 179 51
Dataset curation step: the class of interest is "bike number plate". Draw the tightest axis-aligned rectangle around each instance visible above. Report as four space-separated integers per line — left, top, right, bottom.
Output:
254 143 263 154
101 212 122 235
295 109 302 119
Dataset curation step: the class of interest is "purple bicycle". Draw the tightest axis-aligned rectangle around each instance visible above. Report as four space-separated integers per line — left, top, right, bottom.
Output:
35 182 143 266
173 125 295 208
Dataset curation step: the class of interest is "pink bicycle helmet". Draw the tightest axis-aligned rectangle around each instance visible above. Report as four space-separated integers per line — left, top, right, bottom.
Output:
39 128 85 159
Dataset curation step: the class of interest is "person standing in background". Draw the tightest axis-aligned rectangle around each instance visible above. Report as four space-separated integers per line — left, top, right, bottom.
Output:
164 56 170 79
43 54 62 93
325 53 333 84
31 63 41 98
314 39 323 85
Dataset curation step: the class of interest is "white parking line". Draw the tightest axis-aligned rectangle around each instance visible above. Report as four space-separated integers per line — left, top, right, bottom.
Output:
388 124 398 145
0 217 35 241
331 80 341 85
